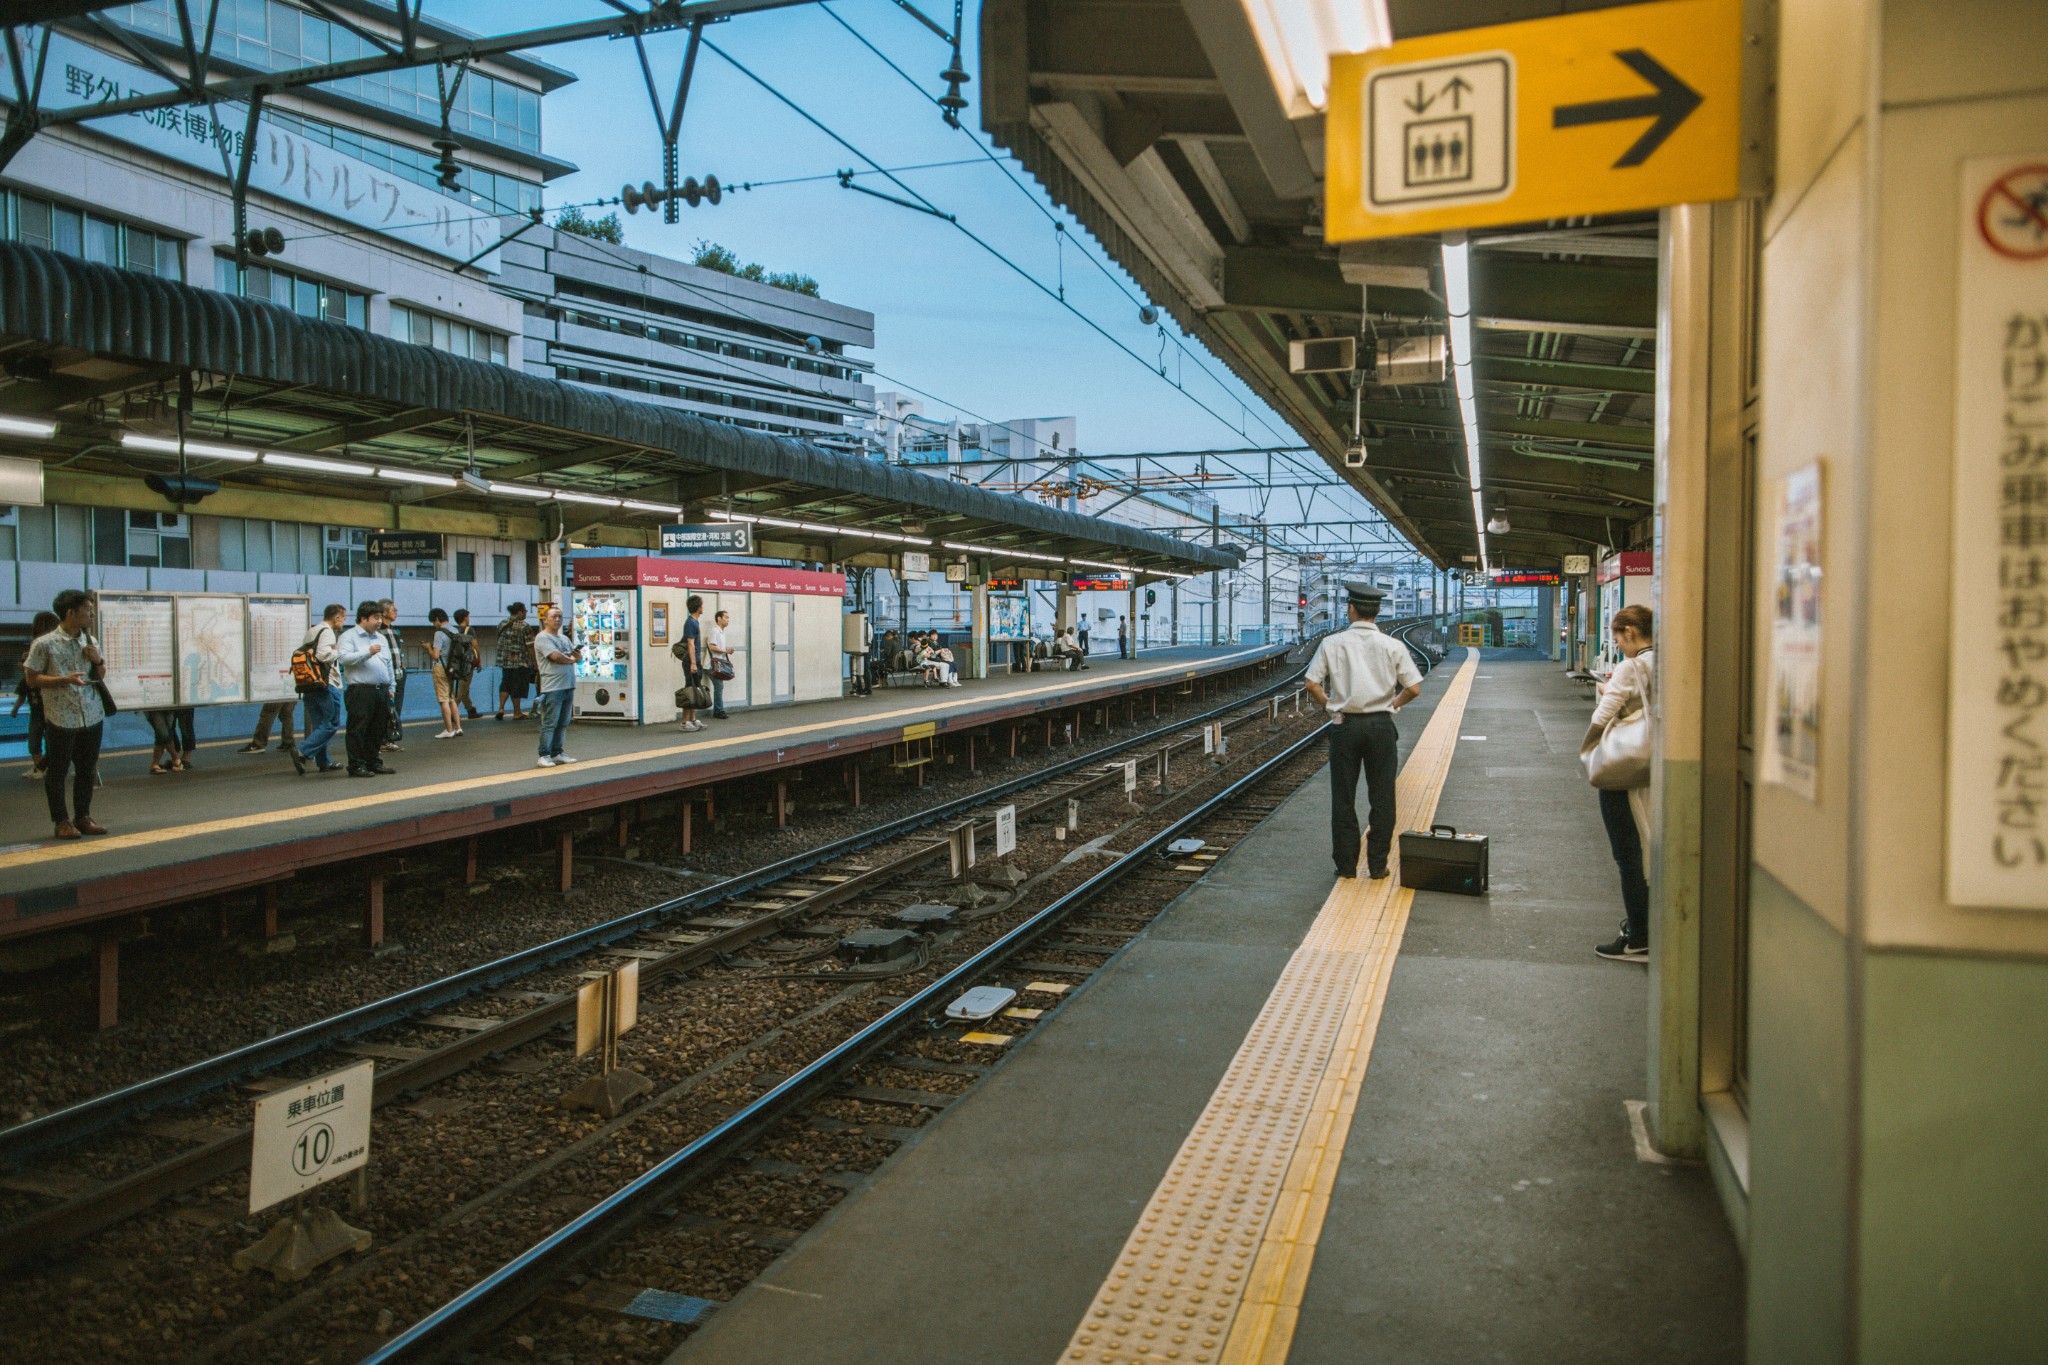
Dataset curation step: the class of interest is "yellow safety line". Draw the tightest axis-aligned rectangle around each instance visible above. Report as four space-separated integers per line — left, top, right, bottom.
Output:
0 648 1271 875
1058 649 1477 1365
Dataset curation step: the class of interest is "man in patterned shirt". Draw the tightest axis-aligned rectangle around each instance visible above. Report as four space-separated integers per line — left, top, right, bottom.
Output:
495 602 537 721
22 589 110 839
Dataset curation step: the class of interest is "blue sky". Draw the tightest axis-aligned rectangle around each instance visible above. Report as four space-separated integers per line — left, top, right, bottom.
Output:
434 0 1306 461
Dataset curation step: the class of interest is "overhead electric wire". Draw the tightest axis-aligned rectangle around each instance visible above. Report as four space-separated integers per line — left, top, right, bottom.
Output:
700 36 1263 446
817 2 1297 451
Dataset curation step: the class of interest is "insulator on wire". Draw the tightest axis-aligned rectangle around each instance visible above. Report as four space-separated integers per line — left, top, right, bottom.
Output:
938 49 971 128
431 136 463 192
621 174 723 213
238 226 285 257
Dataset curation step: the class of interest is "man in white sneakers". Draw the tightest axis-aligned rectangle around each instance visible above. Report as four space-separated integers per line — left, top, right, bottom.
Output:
533 604 580 767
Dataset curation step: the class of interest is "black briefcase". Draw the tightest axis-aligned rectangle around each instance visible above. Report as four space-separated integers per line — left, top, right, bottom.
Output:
1399 824 1489 895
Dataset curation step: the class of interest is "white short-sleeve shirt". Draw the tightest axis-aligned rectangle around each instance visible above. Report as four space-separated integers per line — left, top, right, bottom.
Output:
1306 622 1422 715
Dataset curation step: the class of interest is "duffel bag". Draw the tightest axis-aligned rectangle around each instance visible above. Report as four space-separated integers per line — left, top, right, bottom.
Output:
675 683 713 709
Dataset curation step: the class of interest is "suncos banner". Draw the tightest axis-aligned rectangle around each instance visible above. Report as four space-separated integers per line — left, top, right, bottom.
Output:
26 33 500 268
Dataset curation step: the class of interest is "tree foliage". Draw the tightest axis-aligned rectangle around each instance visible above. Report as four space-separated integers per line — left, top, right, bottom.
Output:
689 239 821 297
555 207 624 244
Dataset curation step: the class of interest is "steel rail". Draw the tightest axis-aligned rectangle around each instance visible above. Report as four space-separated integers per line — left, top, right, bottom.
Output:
358 709 1333 1363
0 679 1304 1270
0 654 1314 1172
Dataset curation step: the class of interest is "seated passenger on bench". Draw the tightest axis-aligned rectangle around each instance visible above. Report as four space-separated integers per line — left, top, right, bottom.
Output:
918 635 961 687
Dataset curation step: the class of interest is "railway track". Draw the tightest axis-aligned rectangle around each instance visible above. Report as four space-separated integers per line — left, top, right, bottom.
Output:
356 705 1341 1364
0 648 1336 1282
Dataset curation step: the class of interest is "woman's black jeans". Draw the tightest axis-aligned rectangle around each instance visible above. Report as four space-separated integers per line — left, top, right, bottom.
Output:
1600 787 1649 947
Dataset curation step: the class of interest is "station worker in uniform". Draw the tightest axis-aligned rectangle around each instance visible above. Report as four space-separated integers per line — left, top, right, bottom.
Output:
1304 581 1423 879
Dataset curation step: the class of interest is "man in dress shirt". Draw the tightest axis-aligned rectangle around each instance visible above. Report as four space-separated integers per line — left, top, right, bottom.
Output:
22 589 109 838
336 601 397 777
1304 582 1423 879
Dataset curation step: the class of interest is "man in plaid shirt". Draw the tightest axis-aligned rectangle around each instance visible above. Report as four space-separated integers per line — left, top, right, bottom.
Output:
494 602 538 721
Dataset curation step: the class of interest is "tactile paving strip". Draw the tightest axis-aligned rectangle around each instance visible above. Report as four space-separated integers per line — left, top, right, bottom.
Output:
1058 651 1478 1365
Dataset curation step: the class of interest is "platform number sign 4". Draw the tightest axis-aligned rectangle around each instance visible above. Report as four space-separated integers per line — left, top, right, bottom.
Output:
248 1059 374 1214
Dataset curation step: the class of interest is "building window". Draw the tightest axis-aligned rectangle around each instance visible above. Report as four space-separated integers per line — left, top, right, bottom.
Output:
3 188 185 278
259 108 542 216
114 0 544 153
456 550 476 582
120 510 190 568
492 553 511 584
391 304 508 365
216 258 369 327
324 525 369 576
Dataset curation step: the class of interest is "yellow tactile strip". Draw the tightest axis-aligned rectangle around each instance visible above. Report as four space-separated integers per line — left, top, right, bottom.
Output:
0 647 1271 875
1060 650 1477 1365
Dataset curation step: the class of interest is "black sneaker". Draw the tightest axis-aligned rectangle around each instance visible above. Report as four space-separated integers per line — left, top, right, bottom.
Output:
1368 865 1390 880
288 748 308 776
1595 935 1648 962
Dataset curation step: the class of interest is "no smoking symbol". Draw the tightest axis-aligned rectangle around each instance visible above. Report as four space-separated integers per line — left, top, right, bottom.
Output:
1979 165 2048 261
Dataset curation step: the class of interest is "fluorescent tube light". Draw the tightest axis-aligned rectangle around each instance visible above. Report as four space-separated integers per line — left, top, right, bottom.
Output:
621 500 685 515
0 415 58 439
1237 0 1394 115
377 468 459 488
264 452 371 475
551 490 624 507
122 432 260 462
490 482 553 499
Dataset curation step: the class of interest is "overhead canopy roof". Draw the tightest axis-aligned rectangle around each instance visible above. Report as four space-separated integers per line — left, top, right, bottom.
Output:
979 0 1659 568
0 243 1231 580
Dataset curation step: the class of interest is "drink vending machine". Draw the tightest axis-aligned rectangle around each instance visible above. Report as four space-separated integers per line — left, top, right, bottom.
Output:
570 587 638 721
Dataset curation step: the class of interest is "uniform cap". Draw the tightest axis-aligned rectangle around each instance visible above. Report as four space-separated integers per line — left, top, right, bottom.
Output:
1343 580 1387 609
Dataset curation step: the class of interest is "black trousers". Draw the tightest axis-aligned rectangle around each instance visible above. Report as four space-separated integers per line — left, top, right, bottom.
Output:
1329 712 1399 874
43 721 102 823
345 683 391 772
1599 788 1650 946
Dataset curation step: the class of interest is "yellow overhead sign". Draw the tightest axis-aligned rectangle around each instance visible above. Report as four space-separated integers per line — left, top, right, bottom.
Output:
1325 0 1744 241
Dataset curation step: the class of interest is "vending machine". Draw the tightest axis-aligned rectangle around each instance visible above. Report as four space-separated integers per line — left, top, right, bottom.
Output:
570 586 639 721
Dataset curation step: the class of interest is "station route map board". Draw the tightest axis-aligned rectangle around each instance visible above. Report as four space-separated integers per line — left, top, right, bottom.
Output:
97 592 176 709
247 597 309 702
176 594 248 706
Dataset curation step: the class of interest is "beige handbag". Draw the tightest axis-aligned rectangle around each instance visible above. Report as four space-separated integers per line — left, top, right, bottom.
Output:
1582 699 1651 789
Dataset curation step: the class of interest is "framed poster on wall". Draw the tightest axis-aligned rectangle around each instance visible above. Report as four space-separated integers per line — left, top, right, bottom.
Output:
175 594 249 706
1761 461 1824 802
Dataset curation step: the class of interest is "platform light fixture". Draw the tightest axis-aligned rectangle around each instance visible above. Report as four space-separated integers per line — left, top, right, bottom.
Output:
377 468 459 488
1440 235 1491 574
263 452 368 475
0 415 58 439
489 482 554 499
121 432 260 462
1237 0 1394 115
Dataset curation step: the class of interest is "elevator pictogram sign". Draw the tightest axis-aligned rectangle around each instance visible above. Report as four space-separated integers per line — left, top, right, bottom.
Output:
1328 0 1745 242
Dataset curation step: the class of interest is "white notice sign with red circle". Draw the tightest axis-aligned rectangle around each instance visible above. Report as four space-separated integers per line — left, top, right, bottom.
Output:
1948 155 2048 909
1977 164 2048 261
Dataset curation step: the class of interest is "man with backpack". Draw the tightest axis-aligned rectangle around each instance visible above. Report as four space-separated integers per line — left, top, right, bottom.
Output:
448 608 482 720
426 606 465 740
289 603 348 775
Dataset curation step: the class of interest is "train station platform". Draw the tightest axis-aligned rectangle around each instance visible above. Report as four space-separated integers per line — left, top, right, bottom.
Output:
672 651 1744 1365
0 643 1286 947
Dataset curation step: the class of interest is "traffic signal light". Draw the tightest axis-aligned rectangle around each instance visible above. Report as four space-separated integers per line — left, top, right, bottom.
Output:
1297 593 1308 608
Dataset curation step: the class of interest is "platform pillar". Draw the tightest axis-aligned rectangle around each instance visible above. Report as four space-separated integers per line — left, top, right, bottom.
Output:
965 735 976 774
463 838 479 886
774 780 788 828
616 809 631 847
847 761 861 808
363 876 384 950
1009 723 1018 758
94 936 118 1031
678 799 692 855
557 830 574 893
263 883 280 938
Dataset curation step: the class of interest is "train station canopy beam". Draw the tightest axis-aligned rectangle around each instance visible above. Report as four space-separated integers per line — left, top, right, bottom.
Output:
0 243 1231 581
978 0 1661 569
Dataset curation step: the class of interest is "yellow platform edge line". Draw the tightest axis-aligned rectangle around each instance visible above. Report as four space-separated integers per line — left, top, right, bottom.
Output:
0 647 1273 874
1056 650 1478 1365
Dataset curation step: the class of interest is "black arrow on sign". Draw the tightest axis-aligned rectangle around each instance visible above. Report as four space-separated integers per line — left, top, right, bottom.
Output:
1551 48 1702 168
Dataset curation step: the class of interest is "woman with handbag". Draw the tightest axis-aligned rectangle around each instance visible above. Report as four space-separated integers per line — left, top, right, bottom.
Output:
1583 604 1654 962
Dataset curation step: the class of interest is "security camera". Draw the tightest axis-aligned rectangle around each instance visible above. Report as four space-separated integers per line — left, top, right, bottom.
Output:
1343 441 1368 468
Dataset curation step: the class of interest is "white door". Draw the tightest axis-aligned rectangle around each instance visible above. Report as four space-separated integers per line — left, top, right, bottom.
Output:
771 595 795 702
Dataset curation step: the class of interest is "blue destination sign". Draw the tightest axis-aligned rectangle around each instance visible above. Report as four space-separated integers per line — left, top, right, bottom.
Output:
659 523 753 555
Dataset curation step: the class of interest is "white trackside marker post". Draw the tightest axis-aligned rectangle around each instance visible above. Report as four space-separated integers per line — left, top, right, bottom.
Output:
235 1059 375 1281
